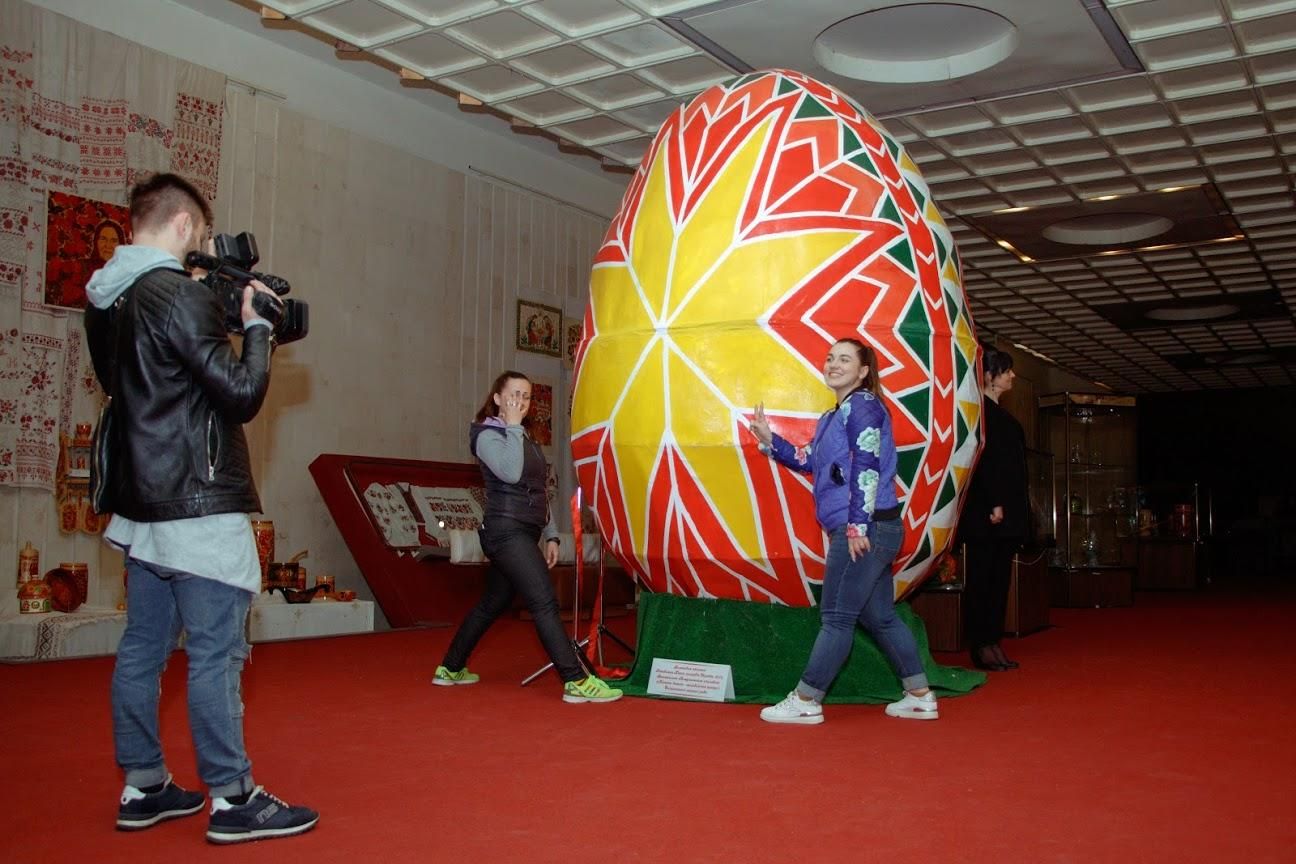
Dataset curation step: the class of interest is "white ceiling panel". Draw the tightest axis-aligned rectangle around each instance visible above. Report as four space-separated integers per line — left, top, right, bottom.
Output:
446 10 561 57
584 22 693 65
305 1 422 45
192 0 1296 391
443 63 542 100
512 44 615 84
519 0 643 36
376 30 483 74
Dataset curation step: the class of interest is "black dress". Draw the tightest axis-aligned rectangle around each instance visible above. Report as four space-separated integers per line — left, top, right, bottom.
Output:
959 397 1029 650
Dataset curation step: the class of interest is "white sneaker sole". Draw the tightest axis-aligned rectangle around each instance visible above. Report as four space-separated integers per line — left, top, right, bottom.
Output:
206 816 320 844
116 802 205 830
885 706 939 720
431 677 478 686
760 711 824 725
562 692 623 703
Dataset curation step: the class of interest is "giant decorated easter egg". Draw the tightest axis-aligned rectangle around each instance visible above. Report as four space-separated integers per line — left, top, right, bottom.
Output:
571 69 981 605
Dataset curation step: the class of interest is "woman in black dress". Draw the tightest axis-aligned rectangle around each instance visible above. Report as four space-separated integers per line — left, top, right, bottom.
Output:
960 348 1030 671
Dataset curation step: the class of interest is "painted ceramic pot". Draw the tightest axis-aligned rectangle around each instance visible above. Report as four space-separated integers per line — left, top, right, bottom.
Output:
18 579 52 614
571 69 982 606
58 562 89 607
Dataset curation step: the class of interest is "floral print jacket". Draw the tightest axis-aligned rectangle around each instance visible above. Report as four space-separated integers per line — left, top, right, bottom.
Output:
764 389 899 538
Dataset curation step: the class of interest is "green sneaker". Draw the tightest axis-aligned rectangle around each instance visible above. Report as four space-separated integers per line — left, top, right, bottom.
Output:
562 675 623 703
432 665 480 686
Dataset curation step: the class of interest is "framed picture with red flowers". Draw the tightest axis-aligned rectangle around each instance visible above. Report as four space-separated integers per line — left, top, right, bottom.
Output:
44 191 131 310
516 298 562 357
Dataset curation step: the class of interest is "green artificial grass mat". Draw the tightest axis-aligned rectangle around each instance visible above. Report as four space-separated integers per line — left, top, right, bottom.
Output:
614 592 985 704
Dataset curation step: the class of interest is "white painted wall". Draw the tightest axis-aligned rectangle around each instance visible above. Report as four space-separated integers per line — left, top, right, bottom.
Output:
218 89 604 625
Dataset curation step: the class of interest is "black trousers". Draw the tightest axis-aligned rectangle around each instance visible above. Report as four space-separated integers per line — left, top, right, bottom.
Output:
441 516 586 682
962 537 1019 650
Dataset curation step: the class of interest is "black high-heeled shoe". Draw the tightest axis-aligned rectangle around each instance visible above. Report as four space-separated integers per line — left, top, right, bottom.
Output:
970 649 1006 671
991 644 1020 669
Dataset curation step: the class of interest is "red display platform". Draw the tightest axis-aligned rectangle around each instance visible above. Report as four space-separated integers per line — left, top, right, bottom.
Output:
309 454 488 628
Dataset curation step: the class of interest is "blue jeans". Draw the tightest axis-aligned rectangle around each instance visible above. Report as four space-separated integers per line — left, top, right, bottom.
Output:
442 516 586 683
111 558 255 798
796 519 928 700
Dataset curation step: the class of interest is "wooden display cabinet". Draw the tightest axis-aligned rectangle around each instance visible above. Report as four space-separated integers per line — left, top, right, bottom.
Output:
910 543 1052 654
1137 537 1209 590
908 584 963 653
1006 550 1050 636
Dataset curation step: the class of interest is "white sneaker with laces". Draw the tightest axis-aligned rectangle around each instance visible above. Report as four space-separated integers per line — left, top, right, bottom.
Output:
885 690 939 720
760 690 824 725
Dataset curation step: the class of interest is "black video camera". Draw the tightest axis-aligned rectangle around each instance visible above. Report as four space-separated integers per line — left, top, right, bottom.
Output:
186 232 308 345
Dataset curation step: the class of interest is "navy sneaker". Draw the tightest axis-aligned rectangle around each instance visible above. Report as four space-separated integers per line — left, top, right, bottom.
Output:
116 775 205 830
206 786 319 844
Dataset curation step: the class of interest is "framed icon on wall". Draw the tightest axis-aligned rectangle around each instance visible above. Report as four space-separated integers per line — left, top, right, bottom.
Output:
516 298 562 357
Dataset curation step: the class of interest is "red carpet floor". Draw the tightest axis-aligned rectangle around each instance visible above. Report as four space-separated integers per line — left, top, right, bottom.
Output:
2 586 1294 863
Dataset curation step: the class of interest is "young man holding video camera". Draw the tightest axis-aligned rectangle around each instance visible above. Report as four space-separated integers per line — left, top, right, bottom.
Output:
84 173 318 845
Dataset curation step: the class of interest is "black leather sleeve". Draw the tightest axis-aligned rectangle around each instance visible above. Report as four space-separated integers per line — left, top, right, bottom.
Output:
83 304 114 392
167 278 271 424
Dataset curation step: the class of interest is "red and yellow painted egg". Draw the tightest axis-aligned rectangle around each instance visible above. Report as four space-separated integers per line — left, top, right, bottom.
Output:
572 70 981 605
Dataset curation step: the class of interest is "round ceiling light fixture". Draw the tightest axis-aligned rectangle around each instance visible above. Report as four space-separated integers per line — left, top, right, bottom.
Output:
1217 353 1274 366
1144 304 1240 322
1042 213 1175 246
813 4 1019 84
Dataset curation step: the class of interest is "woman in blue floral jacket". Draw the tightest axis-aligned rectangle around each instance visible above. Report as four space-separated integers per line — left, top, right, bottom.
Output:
750 338 937 724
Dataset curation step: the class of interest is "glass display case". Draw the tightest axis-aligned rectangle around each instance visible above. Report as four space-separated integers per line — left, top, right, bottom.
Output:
1040 393 1137 606
1024 447 1056 554
1134 481 1212 590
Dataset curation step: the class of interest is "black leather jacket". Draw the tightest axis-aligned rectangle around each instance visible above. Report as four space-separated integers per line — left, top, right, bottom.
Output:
84 266 271 521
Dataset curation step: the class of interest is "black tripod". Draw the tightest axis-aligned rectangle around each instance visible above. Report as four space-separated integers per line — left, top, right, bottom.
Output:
521 552 634 686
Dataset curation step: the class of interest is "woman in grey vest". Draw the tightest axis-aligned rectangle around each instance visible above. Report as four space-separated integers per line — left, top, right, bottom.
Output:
434 370 622 703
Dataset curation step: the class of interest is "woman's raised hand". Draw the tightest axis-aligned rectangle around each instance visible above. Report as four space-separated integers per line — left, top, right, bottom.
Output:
749 402 774 447
500 397 528 426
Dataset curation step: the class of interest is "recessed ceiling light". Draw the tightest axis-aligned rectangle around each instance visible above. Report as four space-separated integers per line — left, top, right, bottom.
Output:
813 4 1019 84
963 186 1239 263
1144 304 1240 322
1043 213 1174 246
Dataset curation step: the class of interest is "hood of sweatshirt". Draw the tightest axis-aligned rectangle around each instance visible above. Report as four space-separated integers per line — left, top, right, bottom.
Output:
85 245 185 310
